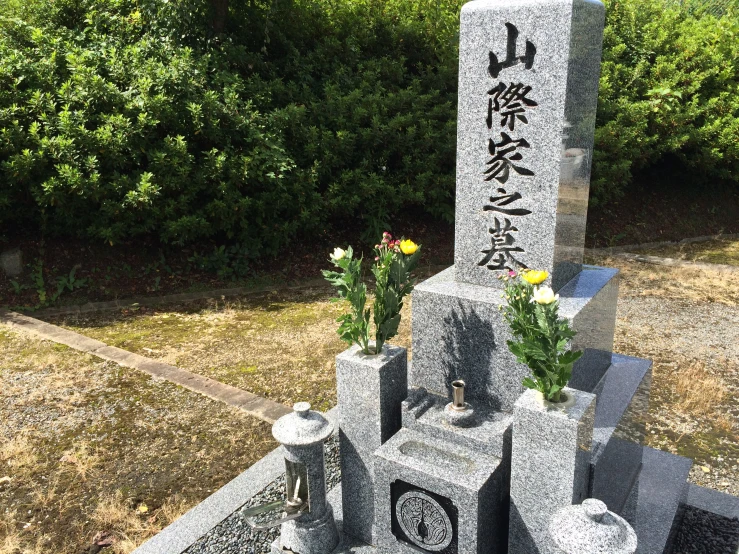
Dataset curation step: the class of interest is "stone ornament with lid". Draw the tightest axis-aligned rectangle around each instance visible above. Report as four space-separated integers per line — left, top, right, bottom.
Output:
242 402 340 554
549 498 637 554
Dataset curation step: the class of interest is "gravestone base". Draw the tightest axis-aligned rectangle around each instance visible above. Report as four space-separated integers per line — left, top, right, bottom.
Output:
411 265 618 412
373 428 509 554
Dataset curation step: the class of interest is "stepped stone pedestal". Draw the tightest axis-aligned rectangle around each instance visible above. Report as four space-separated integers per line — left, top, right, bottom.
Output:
411 265 619 412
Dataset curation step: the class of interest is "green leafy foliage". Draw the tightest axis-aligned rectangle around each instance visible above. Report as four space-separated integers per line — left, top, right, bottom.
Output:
0 0 736 247
371 235 421 352
502 273 582 402
592 0 739 205
322 246 371 353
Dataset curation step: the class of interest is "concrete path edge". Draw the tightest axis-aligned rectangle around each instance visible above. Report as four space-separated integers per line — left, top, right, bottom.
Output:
0 309 291 424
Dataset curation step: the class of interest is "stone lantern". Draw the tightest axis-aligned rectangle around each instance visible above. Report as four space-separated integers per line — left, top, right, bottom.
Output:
242 402 339 554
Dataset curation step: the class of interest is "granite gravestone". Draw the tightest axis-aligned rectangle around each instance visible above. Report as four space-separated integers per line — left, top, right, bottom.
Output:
454 0 605 292
411 0 613 413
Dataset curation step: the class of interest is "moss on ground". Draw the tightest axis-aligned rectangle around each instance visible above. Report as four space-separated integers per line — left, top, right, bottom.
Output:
52 287 412 412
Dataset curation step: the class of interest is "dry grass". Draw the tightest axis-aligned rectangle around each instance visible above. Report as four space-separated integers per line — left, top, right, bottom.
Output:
0 327 276 554
91 491 190 553
587 254 739 306
631 237 739 267
54 287 414 412
673 360 729 418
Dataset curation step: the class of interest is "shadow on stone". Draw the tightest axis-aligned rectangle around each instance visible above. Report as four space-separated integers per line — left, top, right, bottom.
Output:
508 501 541 554
441 305 499 411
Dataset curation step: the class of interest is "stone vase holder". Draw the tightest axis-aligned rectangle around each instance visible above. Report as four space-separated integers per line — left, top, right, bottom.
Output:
508 387 596 554
336 343 408 544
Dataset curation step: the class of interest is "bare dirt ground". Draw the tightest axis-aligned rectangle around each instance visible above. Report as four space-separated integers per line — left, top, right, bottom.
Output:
587 253 739 496
0 328 276 554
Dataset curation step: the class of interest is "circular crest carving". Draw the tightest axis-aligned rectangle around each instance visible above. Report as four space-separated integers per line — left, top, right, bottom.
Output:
395 490 453 551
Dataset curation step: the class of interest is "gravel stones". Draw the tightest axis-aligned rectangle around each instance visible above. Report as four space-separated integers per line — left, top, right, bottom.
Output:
184 436 340 554
671 506 739 554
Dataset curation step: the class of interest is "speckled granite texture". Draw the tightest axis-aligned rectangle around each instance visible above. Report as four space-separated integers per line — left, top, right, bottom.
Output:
180 435 341 554
336 344 408 544
411 265 617 412
373 427 508 554
509 388 596 554
549 499 637 554
454 0 605 290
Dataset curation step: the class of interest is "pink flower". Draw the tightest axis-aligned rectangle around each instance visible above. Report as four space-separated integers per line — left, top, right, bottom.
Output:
508 270 517 277
375 256 380 261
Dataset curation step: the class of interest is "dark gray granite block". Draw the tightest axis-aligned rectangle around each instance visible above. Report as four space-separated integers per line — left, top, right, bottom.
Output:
373 428 508 554
589 355 652 515
633 446 692 554
685 484 739 520
336 344 408 544
509 387 596 554
411 265 617 412
454 0 605 290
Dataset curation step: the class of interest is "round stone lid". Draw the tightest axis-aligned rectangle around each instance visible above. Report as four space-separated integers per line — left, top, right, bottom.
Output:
272 402 334 447
549 499 637 554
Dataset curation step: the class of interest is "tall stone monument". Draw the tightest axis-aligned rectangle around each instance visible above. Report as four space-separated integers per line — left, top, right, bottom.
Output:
455 0 605 292
411 0 616 413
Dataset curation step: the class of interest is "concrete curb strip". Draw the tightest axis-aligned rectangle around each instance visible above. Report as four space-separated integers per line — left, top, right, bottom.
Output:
0 309 291 424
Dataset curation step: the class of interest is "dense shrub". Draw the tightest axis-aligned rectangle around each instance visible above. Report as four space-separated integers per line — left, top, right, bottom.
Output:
0 0 460 251
0 0 737 249
593 0 739 204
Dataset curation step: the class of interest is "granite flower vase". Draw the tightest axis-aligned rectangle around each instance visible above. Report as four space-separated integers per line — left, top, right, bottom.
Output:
509 387 596 554
336 343 408 544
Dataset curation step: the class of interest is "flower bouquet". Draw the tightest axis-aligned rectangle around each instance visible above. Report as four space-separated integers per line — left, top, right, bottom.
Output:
322 232 421 355
501 269 582 403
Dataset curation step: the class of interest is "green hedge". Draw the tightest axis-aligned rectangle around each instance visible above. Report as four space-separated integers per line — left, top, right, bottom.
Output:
0 0 737 250
593 0 739 205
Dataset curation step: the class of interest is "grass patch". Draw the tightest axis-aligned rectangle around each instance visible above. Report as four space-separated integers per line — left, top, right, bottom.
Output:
51 287 413 412
0 328 276 553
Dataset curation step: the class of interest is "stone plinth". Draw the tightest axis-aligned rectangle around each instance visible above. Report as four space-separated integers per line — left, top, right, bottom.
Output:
401 387 512 460
411 265 618 412
454 0 605 290
0 248 22 278
508 387 596 554
373 428 509 554
336 344 408 544
590 355 652 517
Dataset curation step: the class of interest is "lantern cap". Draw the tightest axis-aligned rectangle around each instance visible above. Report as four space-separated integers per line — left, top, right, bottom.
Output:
272 402 334 446
549 499 637 554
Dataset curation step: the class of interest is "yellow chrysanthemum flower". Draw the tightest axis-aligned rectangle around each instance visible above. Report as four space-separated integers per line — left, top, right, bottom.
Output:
399 239 418 255
521 269 549 285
